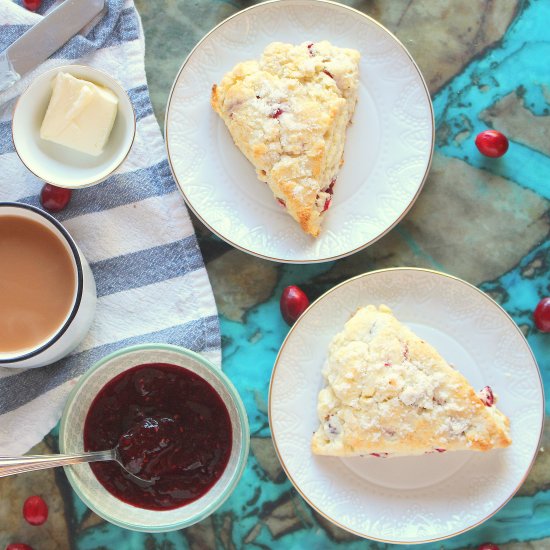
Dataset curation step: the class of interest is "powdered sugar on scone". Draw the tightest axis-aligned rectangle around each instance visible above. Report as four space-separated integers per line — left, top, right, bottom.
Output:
211 41 360 236
312 305 512 457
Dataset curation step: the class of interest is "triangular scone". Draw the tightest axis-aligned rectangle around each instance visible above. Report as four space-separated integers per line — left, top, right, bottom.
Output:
211 41 360 237
312 305 512 457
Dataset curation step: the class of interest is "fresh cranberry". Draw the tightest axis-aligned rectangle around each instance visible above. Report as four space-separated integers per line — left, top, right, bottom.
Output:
479 386 494 407
22 495 48 526
271 108 283 119
6 545 34 550
478 544 500 550
23 0 41 10
534 297 550 332
40 184 72 213
475 130 509 158
323 69 334 79
280 285 310 325
323 178 336 195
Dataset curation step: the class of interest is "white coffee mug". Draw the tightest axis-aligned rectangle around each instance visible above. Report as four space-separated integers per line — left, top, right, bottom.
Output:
0 202 97 368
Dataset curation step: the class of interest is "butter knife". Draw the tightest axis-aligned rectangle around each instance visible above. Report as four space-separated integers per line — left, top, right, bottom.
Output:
0 0 106 93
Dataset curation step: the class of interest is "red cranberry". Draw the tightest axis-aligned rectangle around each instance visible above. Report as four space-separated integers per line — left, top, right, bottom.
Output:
22 495 48 526
307 43 314 56
6 545 34 550
475 130 509 158
534 297 550 332
271 108 283 119
40 184 72 213
478 544 500 550
321 180 336 212
276 198 286 208
280 285 310 325
323 69 334 79
23 0 41 10
479 386 494 407
434 448 446 453
370 452 389 458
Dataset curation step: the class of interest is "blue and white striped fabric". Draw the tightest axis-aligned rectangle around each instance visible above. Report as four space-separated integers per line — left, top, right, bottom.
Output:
0 0 221 455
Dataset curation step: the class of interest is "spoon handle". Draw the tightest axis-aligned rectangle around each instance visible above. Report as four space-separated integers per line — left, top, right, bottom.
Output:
0 450 114 478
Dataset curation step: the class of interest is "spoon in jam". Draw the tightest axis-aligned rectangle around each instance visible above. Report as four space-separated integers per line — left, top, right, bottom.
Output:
0 416 182 484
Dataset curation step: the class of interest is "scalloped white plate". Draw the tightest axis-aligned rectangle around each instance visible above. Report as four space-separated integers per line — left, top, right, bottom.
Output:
165 0 434 263
269 268 544 543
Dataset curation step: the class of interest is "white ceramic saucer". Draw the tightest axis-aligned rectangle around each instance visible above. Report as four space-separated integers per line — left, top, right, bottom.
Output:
165 0 434 263
269 268 544 543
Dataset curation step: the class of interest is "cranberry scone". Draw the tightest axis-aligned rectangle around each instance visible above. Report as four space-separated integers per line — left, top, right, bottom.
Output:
211 41 360 237
312 305 512 457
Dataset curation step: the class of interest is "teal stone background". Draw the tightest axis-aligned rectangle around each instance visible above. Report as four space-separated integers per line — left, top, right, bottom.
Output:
1 0 548 548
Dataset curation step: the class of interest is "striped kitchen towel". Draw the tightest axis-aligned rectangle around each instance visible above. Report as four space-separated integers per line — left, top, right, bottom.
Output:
0 0 221 456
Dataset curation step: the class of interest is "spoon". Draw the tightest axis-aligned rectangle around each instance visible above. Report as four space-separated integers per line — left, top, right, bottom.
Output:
0 416 182 484
0 446 152 485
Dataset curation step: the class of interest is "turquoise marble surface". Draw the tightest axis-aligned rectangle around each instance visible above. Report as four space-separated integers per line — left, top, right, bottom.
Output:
1 1 549 549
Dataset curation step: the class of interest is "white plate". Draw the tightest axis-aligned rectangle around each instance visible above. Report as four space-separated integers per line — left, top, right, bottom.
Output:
165 0 434 263
269 268 544 543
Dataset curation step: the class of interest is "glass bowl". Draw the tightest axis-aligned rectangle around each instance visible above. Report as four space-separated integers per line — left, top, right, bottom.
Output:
60 343 249 532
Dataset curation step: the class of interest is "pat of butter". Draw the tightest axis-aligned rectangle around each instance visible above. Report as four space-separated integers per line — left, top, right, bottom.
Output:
40 72 119 157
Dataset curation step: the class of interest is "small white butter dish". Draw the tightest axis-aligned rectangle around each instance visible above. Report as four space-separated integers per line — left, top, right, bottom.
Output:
12 65 136 189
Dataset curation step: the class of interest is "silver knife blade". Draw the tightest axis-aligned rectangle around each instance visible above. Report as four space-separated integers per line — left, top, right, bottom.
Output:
0 0 105 93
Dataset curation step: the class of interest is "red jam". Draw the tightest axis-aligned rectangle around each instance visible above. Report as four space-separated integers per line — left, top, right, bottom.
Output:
83 363 232 510
117 416 184 480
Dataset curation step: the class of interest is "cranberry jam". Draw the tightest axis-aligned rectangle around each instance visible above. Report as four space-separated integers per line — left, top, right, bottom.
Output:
83 363 232 510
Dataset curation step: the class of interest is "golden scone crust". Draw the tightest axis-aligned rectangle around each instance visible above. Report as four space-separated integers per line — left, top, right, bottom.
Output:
312 305 512 457
211 41 360 236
